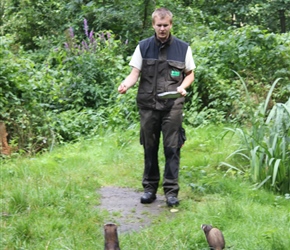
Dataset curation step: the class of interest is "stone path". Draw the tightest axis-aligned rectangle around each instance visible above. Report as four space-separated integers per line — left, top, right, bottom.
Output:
97 186 168 233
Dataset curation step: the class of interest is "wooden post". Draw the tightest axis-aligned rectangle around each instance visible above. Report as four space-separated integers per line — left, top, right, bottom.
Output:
0 122 11 155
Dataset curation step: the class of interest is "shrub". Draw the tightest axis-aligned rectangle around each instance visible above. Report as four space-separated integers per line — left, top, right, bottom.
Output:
189 26 290 124
1 22 138 154
0 35 57 154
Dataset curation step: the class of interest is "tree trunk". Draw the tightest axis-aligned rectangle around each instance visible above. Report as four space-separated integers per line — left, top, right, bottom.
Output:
279 9 286 33
142 0 151 30
0 122 11 155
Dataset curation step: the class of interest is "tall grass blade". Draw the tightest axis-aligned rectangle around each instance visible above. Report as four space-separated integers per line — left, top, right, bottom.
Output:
254 175 272 190
268 133 278 156
269 157 275 166
231 70 250 101
219 162 245 173
281 103 290 116
250 146 260 182
263 78 282 115
225 149 249 161
272 159 282 186
266 105 277 124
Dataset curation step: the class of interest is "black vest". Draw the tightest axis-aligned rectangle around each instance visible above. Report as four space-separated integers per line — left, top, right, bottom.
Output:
137 34 188 110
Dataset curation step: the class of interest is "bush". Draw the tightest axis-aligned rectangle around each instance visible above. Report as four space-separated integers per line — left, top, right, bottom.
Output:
0 35 56 153
189 26 290 124
0 22 139 154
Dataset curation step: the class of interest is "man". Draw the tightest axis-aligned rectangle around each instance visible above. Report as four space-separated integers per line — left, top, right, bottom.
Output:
118 7 195 207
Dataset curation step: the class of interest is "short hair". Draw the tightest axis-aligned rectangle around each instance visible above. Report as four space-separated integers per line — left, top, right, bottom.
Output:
152 7 173 24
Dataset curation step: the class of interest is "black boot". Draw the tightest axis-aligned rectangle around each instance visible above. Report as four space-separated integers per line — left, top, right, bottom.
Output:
140 192 157 204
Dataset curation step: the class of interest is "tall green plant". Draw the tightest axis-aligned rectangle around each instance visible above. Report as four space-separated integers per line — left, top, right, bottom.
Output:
221 73 290 194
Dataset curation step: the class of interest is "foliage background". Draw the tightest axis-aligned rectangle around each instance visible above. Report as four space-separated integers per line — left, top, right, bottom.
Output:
1 0 290 192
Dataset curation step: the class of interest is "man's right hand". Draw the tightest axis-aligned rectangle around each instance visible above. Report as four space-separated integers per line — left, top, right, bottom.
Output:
118 83 127 94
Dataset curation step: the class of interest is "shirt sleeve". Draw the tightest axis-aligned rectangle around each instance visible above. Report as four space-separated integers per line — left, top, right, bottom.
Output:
129 45 142 70
185 46 196 73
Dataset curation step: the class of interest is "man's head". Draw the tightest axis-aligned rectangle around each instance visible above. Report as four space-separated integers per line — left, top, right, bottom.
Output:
152 8 173 43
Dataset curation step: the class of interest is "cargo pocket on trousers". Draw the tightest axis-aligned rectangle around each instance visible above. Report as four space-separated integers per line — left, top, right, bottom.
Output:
140 128 144 145
178 127 186 148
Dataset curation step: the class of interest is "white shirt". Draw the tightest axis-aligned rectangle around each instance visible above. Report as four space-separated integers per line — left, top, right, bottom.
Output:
129 44 196 73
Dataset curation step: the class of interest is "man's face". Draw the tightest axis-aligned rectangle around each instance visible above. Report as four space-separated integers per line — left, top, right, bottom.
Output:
152 15 172 42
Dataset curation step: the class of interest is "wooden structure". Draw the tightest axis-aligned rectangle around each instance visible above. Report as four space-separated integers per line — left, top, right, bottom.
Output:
0 122 11 155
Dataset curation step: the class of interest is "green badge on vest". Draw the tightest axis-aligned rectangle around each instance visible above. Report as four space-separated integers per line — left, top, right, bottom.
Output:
171 70 180 77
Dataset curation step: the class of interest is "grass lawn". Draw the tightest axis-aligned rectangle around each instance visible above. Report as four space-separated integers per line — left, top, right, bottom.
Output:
1 124 289 249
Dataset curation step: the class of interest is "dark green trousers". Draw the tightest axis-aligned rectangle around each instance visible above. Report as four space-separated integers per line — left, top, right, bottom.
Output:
139 109 184 198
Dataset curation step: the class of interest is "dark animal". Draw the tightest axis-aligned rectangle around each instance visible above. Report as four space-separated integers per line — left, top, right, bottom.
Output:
104 223 120 250
201 224 225 250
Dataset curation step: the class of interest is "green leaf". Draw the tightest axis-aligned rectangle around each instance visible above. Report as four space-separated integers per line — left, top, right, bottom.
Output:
272 159 282 186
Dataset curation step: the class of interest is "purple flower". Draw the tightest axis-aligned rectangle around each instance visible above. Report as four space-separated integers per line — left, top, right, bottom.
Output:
64 42 69 49
82 40 89 50
84 19 89 37
89 30 94 39
125 39 128 45
99 32 105 40
106 32 111 40
69 27 74 38
89 30 95 44
90 37 95 45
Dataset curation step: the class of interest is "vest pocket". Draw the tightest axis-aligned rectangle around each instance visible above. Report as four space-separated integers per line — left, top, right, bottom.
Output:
142 59 156 77
167 60 185 82
137 93 154 109
139 59 156 94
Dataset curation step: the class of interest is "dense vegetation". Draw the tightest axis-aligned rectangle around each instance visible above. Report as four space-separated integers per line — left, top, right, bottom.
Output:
1 1 290 192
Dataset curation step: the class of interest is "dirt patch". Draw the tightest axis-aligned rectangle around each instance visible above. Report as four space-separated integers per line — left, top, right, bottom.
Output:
97 187 170 233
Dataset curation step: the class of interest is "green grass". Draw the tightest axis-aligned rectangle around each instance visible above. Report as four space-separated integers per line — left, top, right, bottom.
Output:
1 124 290 249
